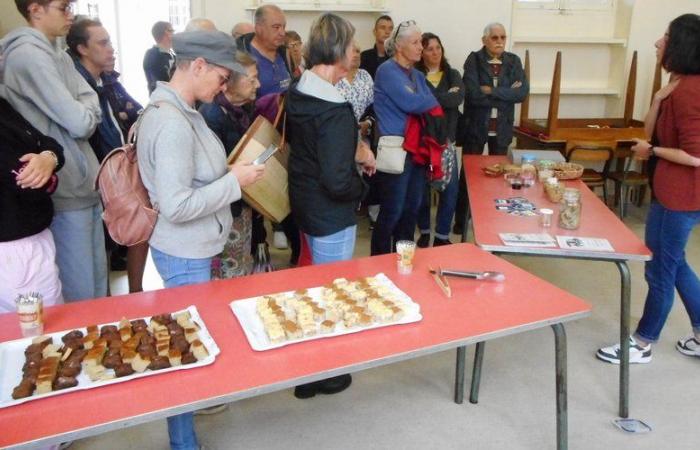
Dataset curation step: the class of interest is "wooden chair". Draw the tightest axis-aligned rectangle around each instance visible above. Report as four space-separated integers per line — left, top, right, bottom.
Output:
564 140 616 205
607 147 650 218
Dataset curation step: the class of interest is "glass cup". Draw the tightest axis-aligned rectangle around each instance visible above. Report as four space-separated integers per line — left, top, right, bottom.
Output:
540 208 554 227
15 292 44 337
395 240 416 275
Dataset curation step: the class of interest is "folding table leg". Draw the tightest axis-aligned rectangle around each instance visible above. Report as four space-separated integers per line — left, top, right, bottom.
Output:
469 341 485 404
552 323 568 450
461 186 471 243
454 346 466 404
616 261 631 418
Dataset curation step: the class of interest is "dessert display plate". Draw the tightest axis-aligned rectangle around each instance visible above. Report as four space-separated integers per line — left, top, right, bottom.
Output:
230 273 422 351
0 306 219 409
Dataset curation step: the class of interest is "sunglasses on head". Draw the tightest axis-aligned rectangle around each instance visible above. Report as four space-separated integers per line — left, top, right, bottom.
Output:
393 20 416 40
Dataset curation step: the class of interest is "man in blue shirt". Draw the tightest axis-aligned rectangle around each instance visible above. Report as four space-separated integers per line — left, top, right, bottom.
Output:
237 4 291 97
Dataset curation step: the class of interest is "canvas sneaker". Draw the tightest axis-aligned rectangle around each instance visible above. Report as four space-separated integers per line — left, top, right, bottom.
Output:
676 335 700 358
596 336 652 364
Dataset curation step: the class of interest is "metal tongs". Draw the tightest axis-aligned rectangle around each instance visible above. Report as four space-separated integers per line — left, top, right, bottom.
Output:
429 268 506 282
428 266 452 298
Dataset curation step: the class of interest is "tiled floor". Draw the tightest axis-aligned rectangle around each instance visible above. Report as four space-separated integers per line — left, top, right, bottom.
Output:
87 201 700 450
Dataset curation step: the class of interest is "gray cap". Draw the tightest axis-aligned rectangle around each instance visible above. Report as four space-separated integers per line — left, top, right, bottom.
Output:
172 30 246 74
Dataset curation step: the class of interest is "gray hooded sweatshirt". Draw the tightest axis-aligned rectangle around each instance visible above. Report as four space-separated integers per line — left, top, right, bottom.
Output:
0 27 102 211
138 82 241 259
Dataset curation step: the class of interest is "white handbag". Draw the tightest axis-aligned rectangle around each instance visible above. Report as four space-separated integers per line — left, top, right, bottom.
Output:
376 135 407 174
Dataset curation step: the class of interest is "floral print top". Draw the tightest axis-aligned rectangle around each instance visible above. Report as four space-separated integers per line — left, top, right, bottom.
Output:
336 68 374 121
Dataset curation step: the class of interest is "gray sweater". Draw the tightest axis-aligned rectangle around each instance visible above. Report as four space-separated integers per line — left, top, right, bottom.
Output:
0 27 102 211
138 83 241 259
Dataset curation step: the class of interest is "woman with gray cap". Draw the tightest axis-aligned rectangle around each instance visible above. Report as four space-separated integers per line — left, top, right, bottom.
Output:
137 30 264 450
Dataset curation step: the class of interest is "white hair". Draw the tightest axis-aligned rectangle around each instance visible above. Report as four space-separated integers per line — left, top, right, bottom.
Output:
483 22 505 37
384 21 421 57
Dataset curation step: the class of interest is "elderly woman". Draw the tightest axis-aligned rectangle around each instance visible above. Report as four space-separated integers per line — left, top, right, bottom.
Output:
370 20 439 255
200 51 261 279
336 41 374 126
286 12 374 398
415 32 464 248
597 14 700 364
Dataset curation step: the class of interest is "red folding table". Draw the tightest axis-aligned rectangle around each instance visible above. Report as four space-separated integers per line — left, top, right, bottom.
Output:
461 155 651 419
0 244 589 450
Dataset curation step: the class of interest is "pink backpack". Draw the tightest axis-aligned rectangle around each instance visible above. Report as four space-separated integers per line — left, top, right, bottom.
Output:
94 112 156 246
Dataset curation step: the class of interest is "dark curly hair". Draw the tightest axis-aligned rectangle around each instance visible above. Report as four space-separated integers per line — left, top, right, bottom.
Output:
662 13 700 75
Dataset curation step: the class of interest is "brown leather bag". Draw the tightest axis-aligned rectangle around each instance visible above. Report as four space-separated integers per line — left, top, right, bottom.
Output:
94 118 156 247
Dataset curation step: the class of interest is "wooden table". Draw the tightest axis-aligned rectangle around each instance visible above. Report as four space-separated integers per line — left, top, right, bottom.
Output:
0 244 589 450
461 155 651 419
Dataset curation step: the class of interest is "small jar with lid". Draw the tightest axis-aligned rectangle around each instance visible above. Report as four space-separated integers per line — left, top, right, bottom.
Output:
520 154 537 187
558 188 582 230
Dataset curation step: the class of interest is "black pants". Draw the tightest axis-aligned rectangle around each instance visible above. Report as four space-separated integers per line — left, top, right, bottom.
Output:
454 137 508 229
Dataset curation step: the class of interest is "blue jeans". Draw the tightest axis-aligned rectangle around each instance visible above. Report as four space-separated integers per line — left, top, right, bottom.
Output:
305 225 356 264
417 157 460 239
635 202 700 343
151 247 212 450
371 158 426 255
49 204 108 301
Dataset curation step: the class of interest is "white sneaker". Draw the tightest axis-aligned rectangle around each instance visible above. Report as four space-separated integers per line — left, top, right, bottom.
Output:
194 404 229 416
596 336 652 364
273 231 288 249
676 335 700 357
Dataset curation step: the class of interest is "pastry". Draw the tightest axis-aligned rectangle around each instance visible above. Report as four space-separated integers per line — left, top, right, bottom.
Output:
131 354 151 373
184 327 199 343
53 376 78 390
31 335 52 347
130 319 148 333
168 348 182 366
119 327 132 342
174 311 192 327
320 320 335 334
358 313 373 327
181 352 197 365
283 321 302 340
85 365 106 381
100 325 118 337
102 353 122 369
191 340 209 361
61 330 84 343
115 363 135 377
12 379 35 399
148 356 171 370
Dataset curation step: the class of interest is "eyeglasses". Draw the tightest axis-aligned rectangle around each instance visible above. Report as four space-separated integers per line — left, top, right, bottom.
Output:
49 1 75 15
393 20 416 40
208 65 231 86
489 34 507 41
287 42 301 49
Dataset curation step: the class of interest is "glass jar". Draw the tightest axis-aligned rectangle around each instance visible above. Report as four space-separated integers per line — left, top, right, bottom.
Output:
520 154 537 187
558 188 582 230
544 177 564 203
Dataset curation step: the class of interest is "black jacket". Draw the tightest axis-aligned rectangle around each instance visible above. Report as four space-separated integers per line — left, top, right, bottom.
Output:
0 98 65 242
286 85 367 237
461 47 529 151
419 65 465 142
143 46 174 94
360 45 389 80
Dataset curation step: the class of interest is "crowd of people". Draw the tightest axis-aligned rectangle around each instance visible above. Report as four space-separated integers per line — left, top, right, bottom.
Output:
1 1 699 449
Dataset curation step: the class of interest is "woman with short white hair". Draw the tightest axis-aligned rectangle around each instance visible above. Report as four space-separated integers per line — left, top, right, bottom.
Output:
371 20 439 255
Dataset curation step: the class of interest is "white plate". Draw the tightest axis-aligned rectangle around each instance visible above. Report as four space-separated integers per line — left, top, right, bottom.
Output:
230 273 422 351
0 305 219 409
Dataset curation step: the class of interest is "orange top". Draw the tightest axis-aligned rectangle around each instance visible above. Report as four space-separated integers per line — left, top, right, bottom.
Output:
464 155 651 260
0 244 590 448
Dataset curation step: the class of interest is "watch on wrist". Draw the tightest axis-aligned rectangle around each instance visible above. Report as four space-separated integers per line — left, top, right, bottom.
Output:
649 145 656 157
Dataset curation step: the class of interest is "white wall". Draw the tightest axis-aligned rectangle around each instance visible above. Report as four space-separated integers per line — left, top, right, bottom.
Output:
1 0 698 122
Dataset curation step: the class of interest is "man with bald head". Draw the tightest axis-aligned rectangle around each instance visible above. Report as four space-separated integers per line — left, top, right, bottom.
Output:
453 22 529 235
185 17 217 31
236 4 291 96
231 22 254 39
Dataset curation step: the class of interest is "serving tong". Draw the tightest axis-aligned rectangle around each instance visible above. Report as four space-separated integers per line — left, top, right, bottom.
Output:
428 266 452 298
429 268 506 282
